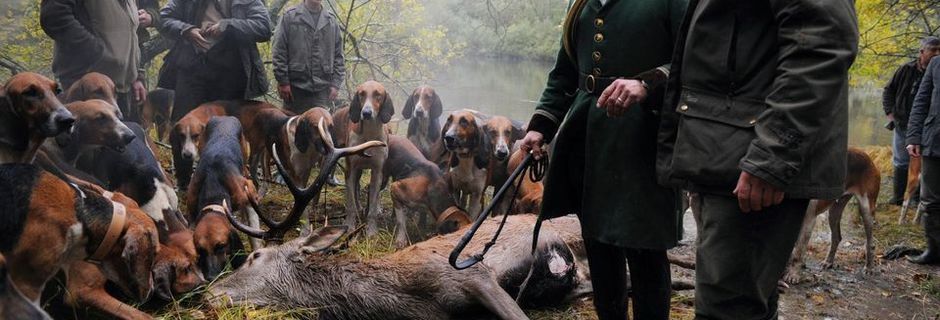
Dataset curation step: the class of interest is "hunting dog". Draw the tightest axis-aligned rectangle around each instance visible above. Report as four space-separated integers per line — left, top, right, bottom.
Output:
402 85 443 159
0 163 159 302
186 116 257 280
62 72 120 116
43 99 135 166
285 107 334 184
442 110 491 217
484 116 525 213
141 88 175 142
77 121 180 238
899 156 924 224
505 146 544 215
343 81 394 235
63 195 202 320
236 101 293 196
784 147 881 284
384 135 472 248
169 100 241 190
0 72 75 164
0 253 50 320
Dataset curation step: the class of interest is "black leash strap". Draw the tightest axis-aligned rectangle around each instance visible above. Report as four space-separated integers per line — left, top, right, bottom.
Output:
449 153 546 270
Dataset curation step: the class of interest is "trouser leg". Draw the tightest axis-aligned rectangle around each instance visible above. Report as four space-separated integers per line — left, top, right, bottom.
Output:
287 86 331 114
171 73 209 122
584 239 628 320
694 194 807 320
116 90 140 122
624 248 671 320
910 156 940 264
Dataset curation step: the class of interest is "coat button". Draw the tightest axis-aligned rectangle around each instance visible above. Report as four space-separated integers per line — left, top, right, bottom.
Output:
595 18 604 28
679 104 689 111
593 51 602 62
594 33 604 43
749 119 757 125
593 67 602 76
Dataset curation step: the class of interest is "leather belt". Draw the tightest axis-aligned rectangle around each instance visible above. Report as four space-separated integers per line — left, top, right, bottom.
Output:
578 73 620 95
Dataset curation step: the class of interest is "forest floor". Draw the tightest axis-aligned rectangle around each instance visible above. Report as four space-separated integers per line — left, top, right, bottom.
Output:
55 144 939 319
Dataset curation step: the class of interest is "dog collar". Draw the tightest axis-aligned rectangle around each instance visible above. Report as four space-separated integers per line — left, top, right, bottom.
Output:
439 206 467 225
88 196 127 263
201 204 227 215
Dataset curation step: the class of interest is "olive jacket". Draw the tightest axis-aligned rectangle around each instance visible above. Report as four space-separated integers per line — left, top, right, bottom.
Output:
272 4 346 93
657 0 859 200
907 56 940 158
526 0 687 250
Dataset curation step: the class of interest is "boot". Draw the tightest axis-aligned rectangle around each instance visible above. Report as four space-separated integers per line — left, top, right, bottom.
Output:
890 166 908 206
909 212 940 265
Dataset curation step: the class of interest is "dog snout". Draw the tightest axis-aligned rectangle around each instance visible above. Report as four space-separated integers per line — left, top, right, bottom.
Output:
414 107 425 118
120 128 136 146
495 147 510 160
443 134 457 146
54 112 76 132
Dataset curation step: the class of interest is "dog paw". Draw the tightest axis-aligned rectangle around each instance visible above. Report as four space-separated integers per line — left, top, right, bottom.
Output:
782 269 803 285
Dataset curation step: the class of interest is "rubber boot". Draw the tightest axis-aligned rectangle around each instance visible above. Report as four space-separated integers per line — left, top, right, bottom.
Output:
890 166 908 206
909 211 940 265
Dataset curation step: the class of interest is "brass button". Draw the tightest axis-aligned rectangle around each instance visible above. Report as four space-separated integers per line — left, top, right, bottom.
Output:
595 18 604 28
679 104 689 111
592 51 602 62
748 119 757 125
594 33 604 43
593 67 602 76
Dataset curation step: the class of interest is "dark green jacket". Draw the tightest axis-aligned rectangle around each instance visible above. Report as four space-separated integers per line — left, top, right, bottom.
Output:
657 0 858 200
272 5 345 92
527 0 687 250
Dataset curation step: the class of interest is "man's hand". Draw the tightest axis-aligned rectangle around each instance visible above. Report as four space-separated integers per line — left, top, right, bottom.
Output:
887 113 895 122
733 171 785 213
138 9 153 28
597 79 647 117
907 144 922 158
203 23 223 38
519 131 546 160
133 80 147 103
329 86 339 100
278 84 293 103
185 28 210 51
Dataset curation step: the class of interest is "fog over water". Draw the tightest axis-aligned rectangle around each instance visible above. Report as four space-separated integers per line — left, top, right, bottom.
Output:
426 56 892 147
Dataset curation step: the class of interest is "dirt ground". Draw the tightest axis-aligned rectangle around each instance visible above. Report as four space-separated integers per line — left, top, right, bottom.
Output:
119 145 940 319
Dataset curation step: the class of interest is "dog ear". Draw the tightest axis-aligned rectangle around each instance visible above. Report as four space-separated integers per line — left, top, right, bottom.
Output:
0 96 28 150
294 118 312 153
402 90 416 120
121 230 156 301
349 93 362 123
473 122 491 170
430 92 443 120
511 124 525 141
379 95 395 124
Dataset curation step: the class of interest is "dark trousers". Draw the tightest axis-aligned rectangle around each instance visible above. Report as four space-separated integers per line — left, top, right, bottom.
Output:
694 195 808 320
922 156 940 214
170 60 247 121
584 239 671 320
285 86 332 114
116 90 139 123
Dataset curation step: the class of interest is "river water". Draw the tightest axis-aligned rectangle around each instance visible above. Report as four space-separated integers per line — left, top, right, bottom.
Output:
425 57 893 147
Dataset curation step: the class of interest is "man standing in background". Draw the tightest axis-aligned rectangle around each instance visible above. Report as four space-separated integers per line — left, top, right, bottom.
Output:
905 54 940 265
272 0 345 113
158 0 272 121
883 36 940 206
40 0 148 121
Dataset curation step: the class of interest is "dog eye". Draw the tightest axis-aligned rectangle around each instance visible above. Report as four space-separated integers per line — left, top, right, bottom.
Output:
54 87 62 95
23 87 41 98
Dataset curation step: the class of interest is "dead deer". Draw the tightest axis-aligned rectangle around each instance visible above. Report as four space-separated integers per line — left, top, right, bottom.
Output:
208 214 587 320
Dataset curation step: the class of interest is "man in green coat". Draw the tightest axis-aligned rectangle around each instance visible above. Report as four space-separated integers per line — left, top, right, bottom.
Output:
657 0 858 318
520 0 687 318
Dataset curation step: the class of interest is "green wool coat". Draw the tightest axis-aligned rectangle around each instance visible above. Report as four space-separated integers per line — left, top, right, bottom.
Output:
528 0 687 250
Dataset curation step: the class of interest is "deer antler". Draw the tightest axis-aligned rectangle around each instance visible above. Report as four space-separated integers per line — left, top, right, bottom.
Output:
227 118 385 243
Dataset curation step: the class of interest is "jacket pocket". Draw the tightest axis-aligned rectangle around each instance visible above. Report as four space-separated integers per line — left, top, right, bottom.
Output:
669 90 767 188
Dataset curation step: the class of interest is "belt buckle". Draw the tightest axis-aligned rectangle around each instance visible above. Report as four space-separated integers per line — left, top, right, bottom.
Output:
585 75 596 93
